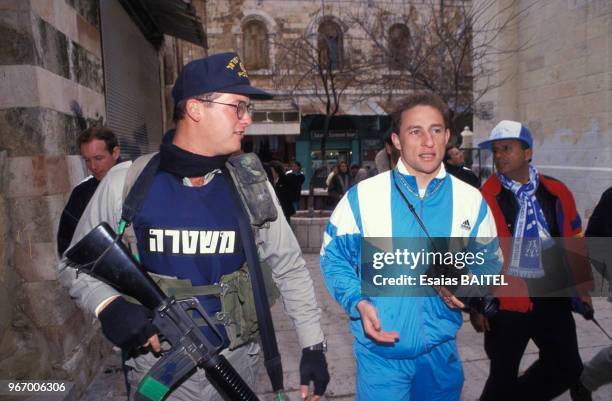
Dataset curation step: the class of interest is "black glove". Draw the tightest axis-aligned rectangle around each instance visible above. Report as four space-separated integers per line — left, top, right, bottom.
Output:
98 297 159 351
299 348 330 396
571 297 594 320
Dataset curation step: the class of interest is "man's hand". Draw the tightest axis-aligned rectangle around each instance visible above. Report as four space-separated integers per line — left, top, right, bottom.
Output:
469 311 490 333
435 286 465 309
580 294 593 309
356 299 400 343
299 349 330 401
143 334 162 353
572 295 595 321
98 297 160 352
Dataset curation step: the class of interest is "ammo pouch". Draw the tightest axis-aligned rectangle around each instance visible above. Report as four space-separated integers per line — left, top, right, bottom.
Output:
149 263 279 350
226 153 277 227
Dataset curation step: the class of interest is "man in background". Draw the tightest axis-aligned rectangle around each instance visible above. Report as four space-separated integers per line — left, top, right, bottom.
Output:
286 160 305 212
374 134 400 174
327 160 350 208
578 186 612 399
56 127 120 255
444 144 480 188
475 120 592 401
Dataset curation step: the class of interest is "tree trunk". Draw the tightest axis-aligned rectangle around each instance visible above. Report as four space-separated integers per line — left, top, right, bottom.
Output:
307 113 332 216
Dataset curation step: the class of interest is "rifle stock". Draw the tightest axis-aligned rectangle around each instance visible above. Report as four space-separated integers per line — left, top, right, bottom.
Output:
66 223 260 401
66 222 165 309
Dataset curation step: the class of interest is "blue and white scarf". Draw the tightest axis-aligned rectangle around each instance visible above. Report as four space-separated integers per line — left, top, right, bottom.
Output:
498 165 554 278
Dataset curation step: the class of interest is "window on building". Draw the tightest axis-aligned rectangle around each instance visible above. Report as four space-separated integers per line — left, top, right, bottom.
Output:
243 20 269 70
318 20 343 70
388 23 410 70
251 111 300 123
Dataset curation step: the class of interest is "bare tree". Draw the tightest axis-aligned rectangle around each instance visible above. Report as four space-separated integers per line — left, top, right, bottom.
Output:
273 14 376 211
272 1 530 208
274 17 375 164
346 0 529 131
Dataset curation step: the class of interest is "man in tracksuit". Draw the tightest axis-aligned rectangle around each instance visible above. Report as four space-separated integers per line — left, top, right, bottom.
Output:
474 120 593 401
320 91 502 401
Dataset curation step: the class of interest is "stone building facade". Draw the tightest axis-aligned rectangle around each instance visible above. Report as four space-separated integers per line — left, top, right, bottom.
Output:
203 0 472 185
0 0 475 395
473 0 612 219
0 0 109 391
0 0 203 396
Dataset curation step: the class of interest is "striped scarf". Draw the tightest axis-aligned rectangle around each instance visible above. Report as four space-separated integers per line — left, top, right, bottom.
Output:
498 165 553 278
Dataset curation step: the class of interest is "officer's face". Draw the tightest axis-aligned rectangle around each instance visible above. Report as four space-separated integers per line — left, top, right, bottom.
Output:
391 105 450 182
80 139 119 181
198 93 253 156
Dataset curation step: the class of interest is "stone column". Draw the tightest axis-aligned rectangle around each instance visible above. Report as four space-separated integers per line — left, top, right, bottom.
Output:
472 0 520 141
0 0 108 393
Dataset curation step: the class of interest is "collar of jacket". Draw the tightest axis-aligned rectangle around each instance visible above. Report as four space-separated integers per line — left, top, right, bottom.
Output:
480 173 587 313
482 173 581 235
396 159 447 197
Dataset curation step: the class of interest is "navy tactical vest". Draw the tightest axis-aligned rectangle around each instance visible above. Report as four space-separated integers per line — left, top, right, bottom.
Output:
132 170 245 345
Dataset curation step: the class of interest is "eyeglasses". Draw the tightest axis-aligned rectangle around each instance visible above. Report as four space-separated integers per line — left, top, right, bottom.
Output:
193 98 254 119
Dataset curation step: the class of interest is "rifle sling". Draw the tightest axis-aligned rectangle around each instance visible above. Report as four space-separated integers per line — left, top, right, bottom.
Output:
222 171 284 393
121 154 161 225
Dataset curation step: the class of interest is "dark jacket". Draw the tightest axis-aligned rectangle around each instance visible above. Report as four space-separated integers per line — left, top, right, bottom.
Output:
57 176 99 255
327 173 351 207
481 173 591 312
286 171 305 203
586 186 612 237
274 175 296 220
445 163 481 188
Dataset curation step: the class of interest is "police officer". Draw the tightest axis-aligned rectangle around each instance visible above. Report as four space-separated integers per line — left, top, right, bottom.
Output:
58 52 329 401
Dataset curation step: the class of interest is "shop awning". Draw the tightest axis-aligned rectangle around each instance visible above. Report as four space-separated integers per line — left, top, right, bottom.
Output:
119 0 206 48
297 99 390 116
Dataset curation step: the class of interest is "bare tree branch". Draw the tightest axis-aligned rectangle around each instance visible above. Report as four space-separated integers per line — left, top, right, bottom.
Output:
342 0 530 128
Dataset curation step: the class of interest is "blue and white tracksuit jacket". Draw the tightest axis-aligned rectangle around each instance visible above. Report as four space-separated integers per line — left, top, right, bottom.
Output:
320 163 502 400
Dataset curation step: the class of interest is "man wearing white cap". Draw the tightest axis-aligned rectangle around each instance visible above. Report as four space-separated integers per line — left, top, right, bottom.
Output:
474 120 593 401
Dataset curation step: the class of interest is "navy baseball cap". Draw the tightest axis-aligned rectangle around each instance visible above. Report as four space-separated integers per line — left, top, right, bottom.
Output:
172 52 273 103
478 120 533 150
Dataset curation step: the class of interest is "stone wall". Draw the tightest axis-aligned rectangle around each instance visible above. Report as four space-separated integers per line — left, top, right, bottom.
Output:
473 0 612 219
0 0 108 392
290 211 331 254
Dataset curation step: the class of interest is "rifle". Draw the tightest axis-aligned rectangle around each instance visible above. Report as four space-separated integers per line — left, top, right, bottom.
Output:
65 222 260 401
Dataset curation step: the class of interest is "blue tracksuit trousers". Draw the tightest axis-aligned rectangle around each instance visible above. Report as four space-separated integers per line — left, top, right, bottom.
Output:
355 339 464 401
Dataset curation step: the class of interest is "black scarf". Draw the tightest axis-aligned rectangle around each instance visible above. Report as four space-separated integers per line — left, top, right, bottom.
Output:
159 129 228 177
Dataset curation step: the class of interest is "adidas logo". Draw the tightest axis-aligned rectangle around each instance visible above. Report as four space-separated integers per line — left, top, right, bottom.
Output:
461 220 471 231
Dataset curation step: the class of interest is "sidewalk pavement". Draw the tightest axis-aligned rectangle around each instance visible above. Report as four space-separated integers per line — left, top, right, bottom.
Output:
79 252 612 401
